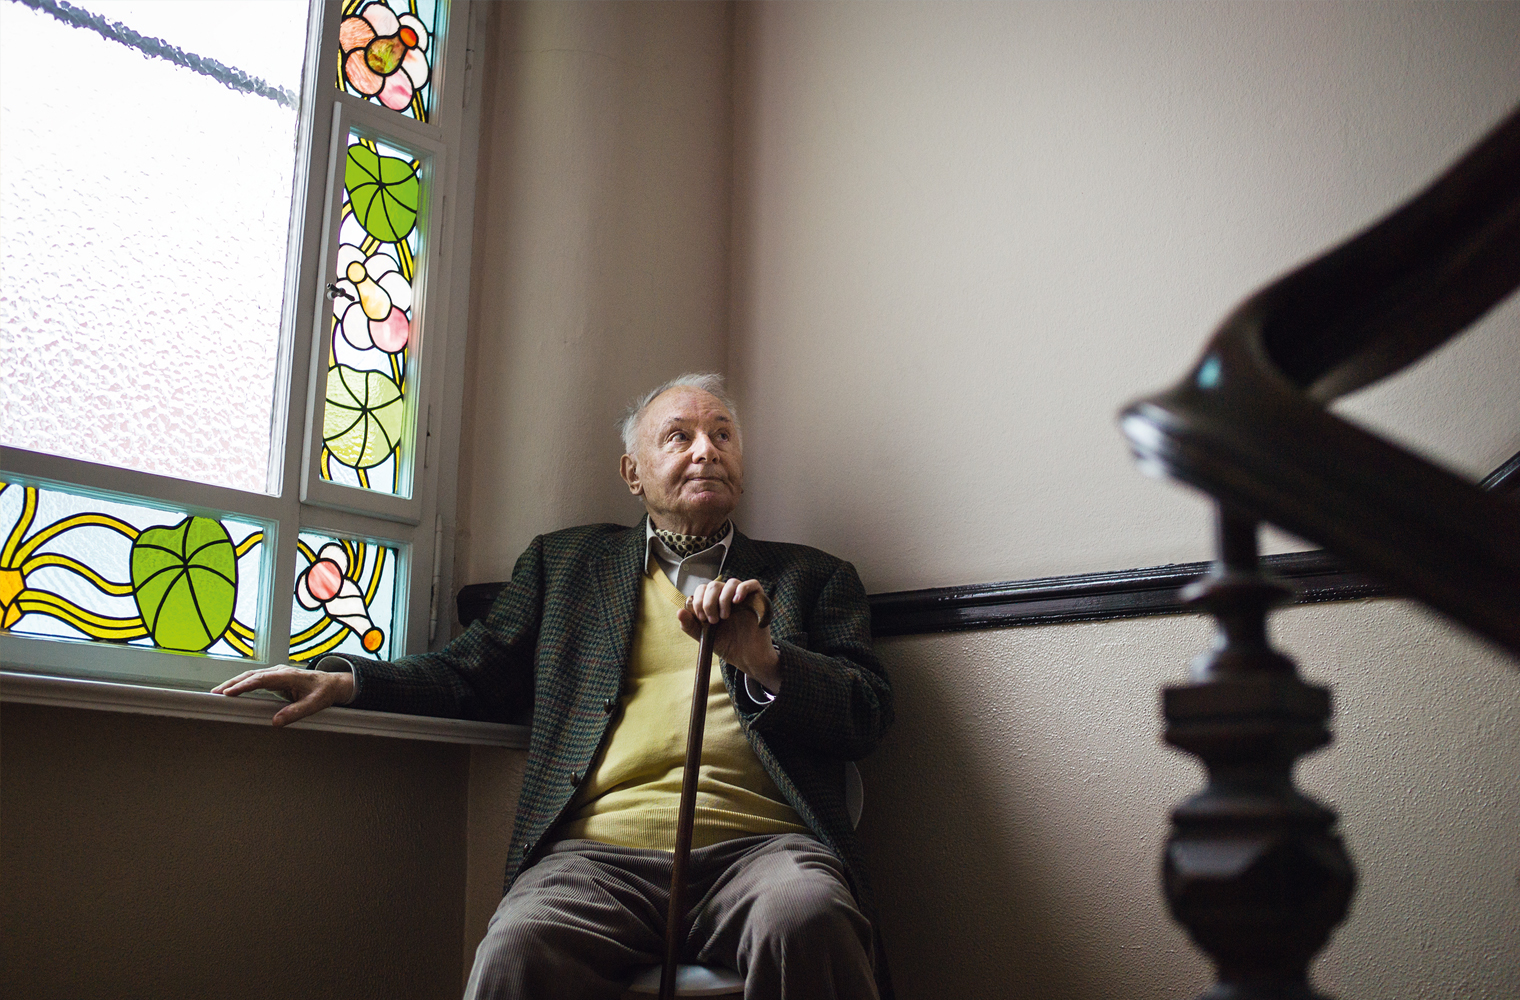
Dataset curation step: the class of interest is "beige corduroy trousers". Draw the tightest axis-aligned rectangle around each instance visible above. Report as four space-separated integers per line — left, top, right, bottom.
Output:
463 833 878 1000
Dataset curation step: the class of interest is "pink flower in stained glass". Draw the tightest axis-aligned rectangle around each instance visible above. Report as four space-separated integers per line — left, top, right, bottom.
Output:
296 542 349 610
334 244 411 354
340 2 431 114
296 542 384 653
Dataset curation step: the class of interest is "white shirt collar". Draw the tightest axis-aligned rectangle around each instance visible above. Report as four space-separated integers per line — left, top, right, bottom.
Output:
641 518 777 703
644 517 734 598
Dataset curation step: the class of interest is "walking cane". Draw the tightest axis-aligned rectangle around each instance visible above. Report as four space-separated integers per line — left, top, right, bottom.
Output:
659 620 715 1000
660 586 770 1000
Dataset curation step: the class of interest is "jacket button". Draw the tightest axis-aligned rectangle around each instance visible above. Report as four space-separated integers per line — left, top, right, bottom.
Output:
570 771 581 786
603 697 617 714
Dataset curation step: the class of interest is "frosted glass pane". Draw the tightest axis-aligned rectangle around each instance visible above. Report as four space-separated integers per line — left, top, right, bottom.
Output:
0 1 309 494
290 529 401 661
338 0 444 123
0 478 267 659
318 130 427 497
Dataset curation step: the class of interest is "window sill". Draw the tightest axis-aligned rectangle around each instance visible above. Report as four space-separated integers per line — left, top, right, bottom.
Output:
0 671 530 748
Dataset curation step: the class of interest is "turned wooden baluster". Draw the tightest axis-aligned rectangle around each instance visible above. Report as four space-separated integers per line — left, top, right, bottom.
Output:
1163 505 1356 1000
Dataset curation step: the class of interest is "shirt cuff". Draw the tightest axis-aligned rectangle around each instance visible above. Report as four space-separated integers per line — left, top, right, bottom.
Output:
742 644 781 703
314 654 358 705
743 673 776 704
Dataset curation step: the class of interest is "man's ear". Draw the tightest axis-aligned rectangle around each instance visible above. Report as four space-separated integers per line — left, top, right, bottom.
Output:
619 454 642 496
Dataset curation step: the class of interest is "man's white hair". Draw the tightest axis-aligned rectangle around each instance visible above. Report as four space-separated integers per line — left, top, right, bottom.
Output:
619 372 740 455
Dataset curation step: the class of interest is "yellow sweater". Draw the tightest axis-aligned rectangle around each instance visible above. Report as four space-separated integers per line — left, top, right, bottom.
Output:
556 562 807 850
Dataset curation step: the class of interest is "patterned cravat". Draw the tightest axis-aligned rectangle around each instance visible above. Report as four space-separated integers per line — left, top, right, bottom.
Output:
653 521 731 559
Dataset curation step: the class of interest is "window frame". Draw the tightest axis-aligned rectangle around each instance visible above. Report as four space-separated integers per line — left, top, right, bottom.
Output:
299 102 448 526
0 0 485 692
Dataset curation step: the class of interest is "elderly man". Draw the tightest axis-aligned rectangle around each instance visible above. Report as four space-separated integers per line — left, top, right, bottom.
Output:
215 373 893 1000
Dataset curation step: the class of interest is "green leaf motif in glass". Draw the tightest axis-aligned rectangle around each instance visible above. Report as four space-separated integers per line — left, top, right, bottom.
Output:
345 144 419 244
323 365 406 469
129 516 237 652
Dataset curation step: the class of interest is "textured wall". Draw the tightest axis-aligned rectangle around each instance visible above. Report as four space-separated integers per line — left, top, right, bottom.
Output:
724 4 1520 999
0 704 470 1000
860 603 1519 999
453 0 735 587
728 0 1520 591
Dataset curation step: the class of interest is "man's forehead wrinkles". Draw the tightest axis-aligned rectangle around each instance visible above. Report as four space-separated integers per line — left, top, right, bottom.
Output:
655 413 732 429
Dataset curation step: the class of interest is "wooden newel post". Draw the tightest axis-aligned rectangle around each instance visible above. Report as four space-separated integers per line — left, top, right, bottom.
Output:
1162 505 1356 1000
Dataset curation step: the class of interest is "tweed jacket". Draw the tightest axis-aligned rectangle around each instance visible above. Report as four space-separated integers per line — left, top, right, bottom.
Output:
344 519 895 993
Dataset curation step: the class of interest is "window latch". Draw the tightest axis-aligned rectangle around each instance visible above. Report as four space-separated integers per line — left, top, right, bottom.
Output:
325 282 355 302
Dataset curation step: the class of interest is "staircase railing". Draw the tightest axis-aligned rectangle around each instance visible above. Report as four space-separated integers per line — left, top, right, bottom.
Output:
1119 103 1520 1000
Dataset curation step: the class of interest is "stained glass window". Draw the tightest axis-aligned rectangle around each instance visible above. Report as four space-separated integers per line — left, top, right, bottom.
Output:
318 129 427 498
337 0 442 123
0 480 266 659
290 530 400 662
3 0 467 693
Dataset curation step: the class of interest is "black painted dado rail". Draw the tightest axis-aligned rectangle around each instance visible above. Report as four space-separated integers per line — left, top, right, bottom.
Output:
869 454 1514 636
866 550 1383 637
1117 100 1520 1000
457 549 1387 637
455 452 1511 637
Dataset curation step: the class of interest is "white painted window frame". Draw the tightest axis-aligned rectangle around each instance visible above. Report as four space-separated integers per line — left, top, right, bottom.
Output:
0 0 489 742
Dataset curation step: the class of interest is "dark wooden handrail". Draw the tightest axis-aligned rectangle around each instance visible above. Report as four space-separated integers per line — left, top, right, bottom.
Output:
1121 104 1520 656
1119 103 1520 1000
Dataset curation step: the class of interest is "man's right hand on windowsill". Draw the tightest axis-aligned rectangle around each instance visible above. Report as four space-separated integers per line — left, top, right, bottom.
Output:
213 665 355 727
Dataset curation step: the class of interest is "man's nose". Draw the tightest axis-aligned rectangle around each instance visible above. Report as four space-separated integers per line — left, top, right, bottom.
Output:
691 432 721 461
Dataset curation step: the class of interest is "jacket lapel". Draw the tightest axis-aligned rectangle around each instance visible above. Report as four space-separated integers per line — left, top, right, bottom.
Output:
722 528 772 590
591 517 648 680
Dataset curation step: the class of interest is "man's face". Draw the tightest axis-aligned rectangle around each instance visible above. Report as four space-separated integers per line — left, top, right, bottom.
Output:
620 387 743 536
